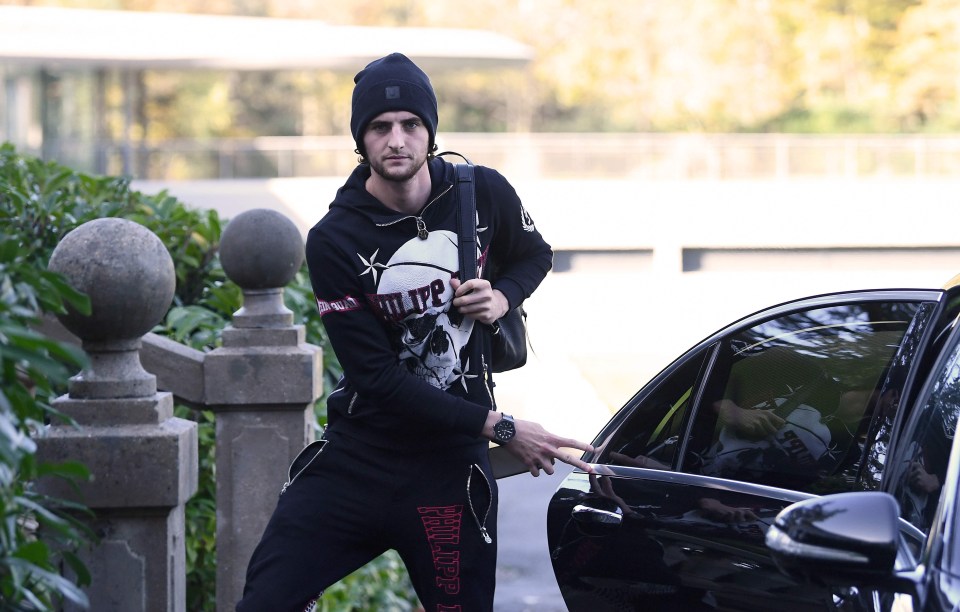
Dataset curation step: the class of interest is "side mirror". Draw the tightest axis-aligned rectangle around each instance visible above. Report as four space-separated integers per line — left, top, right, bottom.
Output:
765 492 899 586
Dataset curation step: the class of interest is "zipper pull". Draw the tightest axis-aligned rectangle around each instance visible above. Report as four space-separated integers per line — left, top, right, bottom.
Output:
481 356 497 409
479 527 492 545
416 217 428 240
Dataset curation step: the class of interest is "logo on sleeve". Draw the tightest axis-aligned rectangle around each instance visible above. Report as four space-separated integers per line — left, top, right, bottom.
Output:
315 296 361 317
520 205 536 232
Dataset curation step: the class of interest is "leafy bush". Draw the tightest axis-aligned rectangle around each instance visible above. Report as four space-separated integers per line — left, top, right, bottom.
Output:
0 143 418 610
0 221 94 605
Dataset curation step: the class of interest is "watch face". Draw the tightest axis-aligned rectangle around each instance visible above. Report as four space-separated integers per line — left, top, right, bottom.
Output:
494 417 516 442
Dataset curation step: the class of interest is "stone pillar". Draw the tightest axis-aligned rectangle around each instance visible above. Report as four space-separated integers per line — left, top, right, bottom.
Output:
205 209 322 611
40 218 199 612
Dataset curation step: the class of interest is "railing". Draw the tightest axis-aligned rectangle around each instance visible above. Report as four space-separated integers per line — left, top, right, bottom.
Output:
29 133 960 181
38 209 322 612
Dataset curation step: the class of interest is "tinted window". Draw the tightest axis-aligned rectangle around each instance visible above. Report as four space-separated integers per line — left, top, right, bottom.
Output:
601 349 710 470
858 302 936 492
891 332 960 545
683 302 920 494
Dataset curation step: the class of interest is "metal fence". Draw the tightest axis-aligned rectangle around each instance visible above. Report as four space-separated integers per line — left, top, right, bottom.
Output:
30 132 960 181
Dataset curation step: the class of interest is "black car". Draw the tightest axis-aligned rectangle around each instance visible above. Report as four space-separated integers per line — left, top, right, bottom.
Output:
547 279 960 611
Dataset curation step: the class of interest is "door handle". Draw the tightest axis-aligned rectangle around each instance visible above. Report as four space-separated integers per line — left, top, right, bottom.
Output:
572 503 623 526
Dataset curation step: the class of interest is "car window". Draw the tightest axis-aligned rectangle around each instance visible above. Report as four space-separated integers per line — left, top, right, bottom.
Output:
601 348 711 470
857 301 936 493
890 331 960 550
682 302 921 494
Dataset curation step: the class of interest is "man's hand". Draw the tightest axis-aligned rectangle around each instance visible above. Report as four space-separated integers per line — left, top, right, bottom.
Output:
451 278 508 325
910 461 941 494
698 497 758 523
609 451 669 471
484 411 595 477
715 399 784 439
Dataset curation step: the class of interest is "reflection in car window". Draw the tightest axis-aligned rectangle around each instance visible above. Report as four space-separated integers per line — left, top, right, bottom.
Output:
602 349 709 470
892 334 960 545
858 302 935 493
684 302 921 495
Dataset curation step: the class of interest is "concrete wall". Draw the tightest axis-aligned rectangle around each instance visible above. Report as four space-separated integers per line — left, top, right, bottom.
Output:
134 176 960 274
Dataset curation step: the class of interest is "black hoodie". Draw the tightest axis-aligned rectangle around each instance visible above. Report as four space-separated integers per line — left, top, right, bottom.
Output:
305 156 553 452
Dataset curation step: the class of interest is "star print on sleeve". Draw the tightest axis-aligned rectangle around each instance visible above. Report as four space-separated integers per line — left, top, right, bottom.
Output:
358 248 389 283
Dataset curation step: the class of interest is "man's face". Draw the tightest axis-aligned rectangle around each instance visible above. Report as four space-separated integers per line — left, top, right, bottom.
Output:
363 111 430 183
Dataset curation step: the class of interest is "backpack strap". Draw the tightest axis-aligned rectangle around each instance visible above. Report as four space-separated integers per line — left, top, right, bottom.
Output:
453 160 477 284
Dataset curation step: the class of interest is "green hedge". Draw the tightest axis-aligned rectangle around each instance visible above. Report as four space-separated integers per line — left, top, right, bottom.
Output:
0 145 99 609
0 143 418 611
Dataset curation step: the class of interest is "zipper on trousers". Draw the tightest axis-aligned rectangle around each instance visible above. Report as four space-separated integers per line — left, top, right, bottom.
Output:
280 439 328 495
467 463 493 544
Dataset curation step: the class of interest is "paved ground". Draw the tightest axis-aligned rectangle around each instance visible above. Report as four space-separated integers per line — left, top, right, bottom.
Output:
493 465 574 611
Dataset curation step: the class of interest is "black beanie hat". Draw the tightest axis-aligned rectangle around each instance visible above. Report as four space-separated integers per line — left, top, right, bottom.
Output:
351 53 439 158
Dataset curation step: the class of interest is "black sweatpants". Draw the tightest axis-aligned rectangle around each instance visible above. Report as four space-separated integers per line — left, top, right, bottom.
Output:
236 430 499 612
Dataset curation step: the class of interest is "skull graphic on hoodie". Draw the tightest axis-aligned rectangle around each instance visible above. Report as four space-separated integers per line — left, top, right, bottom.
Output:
371 230 476 391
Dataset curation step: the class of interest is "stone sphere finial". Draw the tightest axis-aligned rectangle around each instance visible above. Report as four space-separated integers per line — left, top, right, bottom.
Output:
220 209 304 290
48 218 176 345
48 218 175 399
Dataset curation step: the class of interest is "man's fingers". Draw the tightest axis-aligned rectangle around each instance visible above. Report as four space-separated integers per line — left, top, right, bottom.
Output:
556 437 595 453
512 425 595 475
554 449 594 473
526 450 592 476
453 278 486 298
529 459 556 476
541 437 595 472
765 412 785 426
754 412 783 435
567 456 595 473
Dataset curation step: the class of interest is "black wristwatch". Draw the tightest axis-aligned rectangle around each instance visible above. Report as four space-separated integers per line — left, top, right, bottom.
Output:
492 413 516 444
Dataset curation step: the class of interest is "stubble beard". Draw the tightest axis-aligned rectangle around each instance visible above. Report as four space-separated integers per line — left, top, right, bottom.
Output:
369 152 428 183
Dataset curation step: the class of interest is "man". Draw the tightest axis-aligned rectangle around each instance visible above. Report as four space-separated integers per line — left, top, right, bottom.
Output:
237 52 594 612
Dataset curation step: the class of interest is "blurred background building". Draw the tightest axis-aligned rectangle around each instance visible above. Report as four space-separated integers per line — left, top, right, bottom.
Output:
3 1 960 411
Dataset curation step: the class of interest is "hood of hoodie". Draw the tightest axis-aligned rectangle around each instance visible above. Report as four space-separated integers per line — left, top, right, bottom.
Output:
329 156 454 225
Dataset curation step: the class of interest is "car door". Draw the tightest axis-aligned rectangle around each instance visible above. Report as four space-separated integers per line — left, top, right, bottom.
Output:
865 309 960 612
763 294 960 612
548 290 942 612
